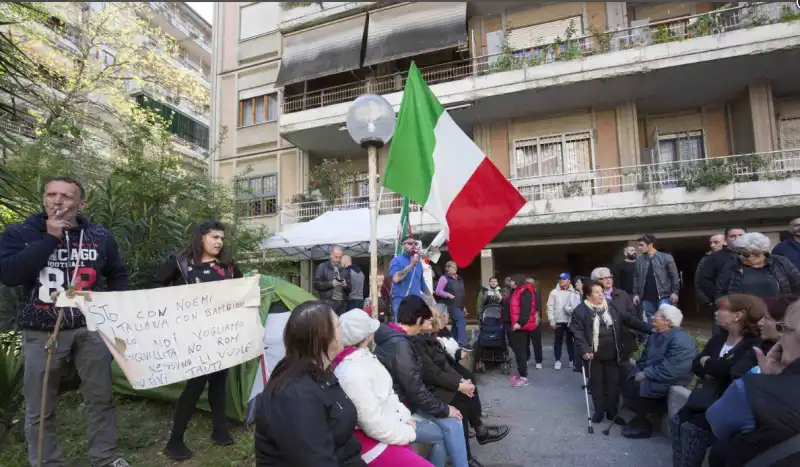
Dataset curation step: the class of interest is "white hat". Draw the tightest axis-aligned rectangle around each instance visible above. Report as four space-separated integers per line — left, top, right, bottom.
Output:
340 309 380 347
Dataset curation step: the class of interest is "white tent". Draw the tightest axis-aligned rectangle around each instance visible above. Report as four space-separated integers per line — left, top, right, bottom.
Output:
262 208 441 261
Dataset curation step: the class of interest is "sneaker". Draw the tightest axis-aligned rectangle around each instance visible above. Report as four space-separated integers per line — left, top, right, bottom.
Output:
507 373 519 381
106 460 132 467
569 361 575 369
554 361 562 371
164 438 193 461
511 376 529 387
535 363 543 370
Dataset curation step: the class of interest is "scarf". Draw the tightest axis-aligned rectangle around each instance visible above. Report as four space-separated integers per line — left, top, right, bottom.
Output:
584 298 613 353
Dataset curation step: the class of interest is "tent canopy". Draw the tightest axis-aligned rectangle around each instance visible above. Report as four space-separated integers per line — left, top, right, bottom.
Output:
262 208 441 261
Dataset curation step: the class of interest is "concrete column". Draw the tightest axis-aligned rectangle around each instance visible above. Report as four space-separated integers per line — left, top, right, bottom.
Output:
300 259 313 293
766 232 781 251
749 83 778 153
615 101 640 166
479 249 494 286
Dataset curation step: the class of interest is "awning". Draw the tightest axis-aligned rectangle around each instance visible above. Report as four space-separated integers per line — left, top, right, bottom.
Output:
262 208 441 261
276 13 367 87
363 2 467 67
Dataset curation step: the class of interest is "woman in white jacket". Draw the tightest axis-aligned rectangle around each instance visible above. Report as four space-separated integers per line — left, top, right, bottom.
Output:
332 309 438 466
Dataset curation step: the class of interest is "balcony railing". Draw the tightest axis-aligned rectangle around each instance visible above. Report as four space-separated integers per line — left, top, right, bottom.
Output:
511 149 800 201
0 118 36 140
280 149 800 224
283 2 796 114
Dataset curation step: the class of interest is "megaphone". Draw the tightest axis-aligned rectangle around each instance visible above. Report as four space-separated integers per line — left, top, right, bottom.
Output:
420 228 448 264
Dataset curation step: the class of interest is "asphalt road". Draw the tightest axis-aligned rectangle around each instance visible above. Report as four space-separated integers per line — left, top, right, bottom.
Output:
467 341 672 467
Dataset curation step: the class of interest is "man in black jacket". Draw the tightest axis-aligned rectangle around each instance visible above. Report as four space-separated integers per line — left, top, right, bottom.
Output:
313 247 351 315
374 295 471 466
695 227 745 335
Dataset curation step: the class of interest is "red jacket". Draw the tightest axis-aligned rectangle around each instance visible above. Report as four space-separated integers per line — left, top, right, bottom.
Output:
510 283 537 331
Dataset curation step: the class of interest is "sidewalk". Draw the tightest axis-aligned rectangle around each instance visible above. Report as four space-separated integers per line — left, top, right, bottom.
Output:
470 338 672 466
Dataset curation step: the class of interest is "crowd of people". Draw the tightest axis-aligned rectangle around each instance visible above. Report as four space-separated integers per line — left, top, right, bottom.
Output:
3 175 800 467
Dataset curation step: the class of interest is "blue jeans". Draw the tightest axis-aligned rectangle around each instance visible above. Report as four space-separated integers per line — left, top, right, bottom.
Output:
640 298 671 322
449 307 467 346
413 417 447 467
417 413 469 467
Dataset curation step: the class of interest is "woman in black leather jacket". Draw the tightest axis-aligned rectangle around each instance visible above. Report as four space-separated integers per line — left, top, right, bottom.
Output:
155 220 242 461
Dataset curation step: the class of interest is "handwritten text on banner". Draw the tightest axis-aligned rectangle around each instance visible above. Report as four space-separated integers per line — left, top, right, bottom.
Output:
58 275 264 389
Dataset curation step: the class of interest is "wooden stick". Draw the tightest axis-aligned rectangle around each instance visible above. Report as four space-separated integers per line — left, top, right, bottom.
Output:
36 307 65 467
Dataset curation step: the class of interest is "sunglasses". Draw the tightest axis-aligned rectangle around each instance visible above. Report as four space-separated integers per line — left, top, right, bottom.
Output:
776 321 796 333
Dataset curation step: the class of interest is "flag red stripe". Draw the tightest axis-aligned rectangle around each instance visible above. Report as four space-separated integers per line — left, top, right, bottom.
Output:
445 158 526 267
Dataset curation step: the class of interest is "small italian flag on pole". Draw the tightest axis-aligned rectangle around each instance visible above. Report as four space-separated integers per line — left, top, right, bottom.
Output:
383 63 526 266
394 196 412 257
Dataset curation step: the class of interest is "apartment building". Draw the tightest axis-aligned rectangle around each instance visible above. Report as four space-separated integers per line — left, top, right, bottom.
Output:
2 2 212 165
211 1 800 320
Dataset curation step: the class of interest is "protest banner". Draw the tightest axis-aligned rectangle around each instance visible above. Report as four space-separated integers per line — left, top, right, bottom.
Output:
57 275 264 390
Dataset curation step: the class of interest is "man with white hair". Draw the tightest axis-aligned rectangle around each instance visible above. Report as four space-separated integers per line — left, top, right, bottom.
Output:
706 299 800 466
716 232 800 299
622 303 696 439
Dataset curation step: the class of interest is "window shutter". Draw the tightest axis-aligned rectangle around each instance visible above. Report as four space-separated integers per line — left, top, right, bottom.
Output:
507 16 584 50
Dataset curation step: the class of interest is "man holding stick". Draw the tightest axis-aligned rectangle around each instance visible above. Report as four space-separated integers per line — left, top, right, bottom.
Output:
0 176 130 467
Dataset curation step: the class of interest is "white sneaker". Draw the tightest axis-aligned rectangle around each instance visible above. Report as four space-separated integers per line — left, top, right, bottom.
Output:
535 363 543 370
554 361 562 371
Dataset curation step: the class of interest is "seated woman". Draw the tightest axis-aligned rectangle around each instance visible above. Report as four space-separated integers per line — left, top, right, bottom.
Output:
730 295 797 378
254 301 366 467
670 294 765 467
571 280 651 424
622 304 696 439
435 310 465 362
413 307 510 467
332 309 436 466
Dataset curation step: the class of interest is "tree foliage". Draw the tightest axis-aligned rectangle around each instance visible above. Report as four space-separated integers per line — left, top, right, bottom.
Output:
0 2 298 330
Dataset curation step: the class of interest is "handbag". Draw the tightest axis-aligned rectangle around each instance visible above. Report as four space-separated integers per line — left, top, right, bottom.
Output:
683 378 721 412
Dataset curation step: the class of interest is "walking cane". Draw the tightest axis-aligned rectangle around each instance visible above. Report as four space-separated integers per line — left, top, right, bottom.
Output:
581 359 593 434
37 288 90 467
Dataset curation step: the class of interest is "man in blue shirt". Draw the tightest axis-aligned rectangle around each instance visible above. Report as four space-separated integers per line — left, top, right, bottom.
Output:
389 235 432 320
772 217 800 270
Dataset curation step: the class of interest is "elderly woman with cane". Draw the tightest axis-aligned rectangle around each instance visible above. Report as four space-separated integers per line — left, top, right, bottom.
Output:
571 280 651 425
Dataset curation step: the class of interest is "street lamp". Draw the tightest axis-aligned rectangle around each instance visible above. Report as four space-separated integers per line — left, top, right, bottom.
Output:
345 94 396 319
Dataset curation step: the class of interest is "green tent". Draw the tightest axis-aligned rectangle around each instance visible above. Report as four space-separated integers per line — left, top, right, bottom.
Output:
111 275 314 423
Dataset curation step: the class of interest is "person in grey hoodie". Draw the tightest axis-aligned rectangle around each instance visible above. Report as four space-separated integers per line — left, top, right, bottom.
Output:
343 255 365 311
546 273 579 370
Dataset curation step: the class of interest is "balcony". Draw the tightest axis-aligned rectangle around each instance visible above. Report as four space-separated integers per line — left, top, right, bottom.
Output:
147 2 211 56
280 2 800 158
0 118 36 140
284 2 797 115
280 149 800 229
279 2 376 33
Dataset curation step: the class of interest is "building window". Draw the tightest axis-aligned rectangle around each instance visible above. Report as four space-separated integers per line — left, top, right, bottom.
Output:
237 174 278 217
657 130 705 163
512 131 593 178
779 117 800 150
94 47 115 66
239 94 278 127
134 94 210 149
340 173 369 198
239 2 279 40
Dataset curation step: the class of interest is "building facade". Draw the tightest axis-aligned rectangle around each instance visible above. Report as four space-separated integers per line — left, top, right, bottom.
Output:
2 2 212 165
211 1 800 322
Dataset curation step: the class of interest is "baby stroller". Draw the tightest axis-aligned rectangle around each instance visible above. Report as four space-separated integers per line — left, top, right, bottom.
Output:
473 303 511 374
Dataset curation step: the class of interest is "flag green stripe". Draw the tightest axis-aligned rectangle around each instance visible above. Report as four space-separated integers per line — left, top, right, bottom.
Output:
395 197 410 256
383 63 444 206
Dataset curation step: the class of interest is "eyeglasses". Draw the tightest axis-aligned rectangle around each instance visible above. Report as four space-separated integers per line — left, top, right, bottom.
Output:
597 276 613 280
776 321 796 333
738 252 764 258
403 241 415 246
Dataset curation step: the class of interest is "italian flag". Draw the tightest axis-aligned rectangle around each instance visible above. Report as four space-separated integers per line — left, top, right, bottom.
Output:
383 63 526 266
